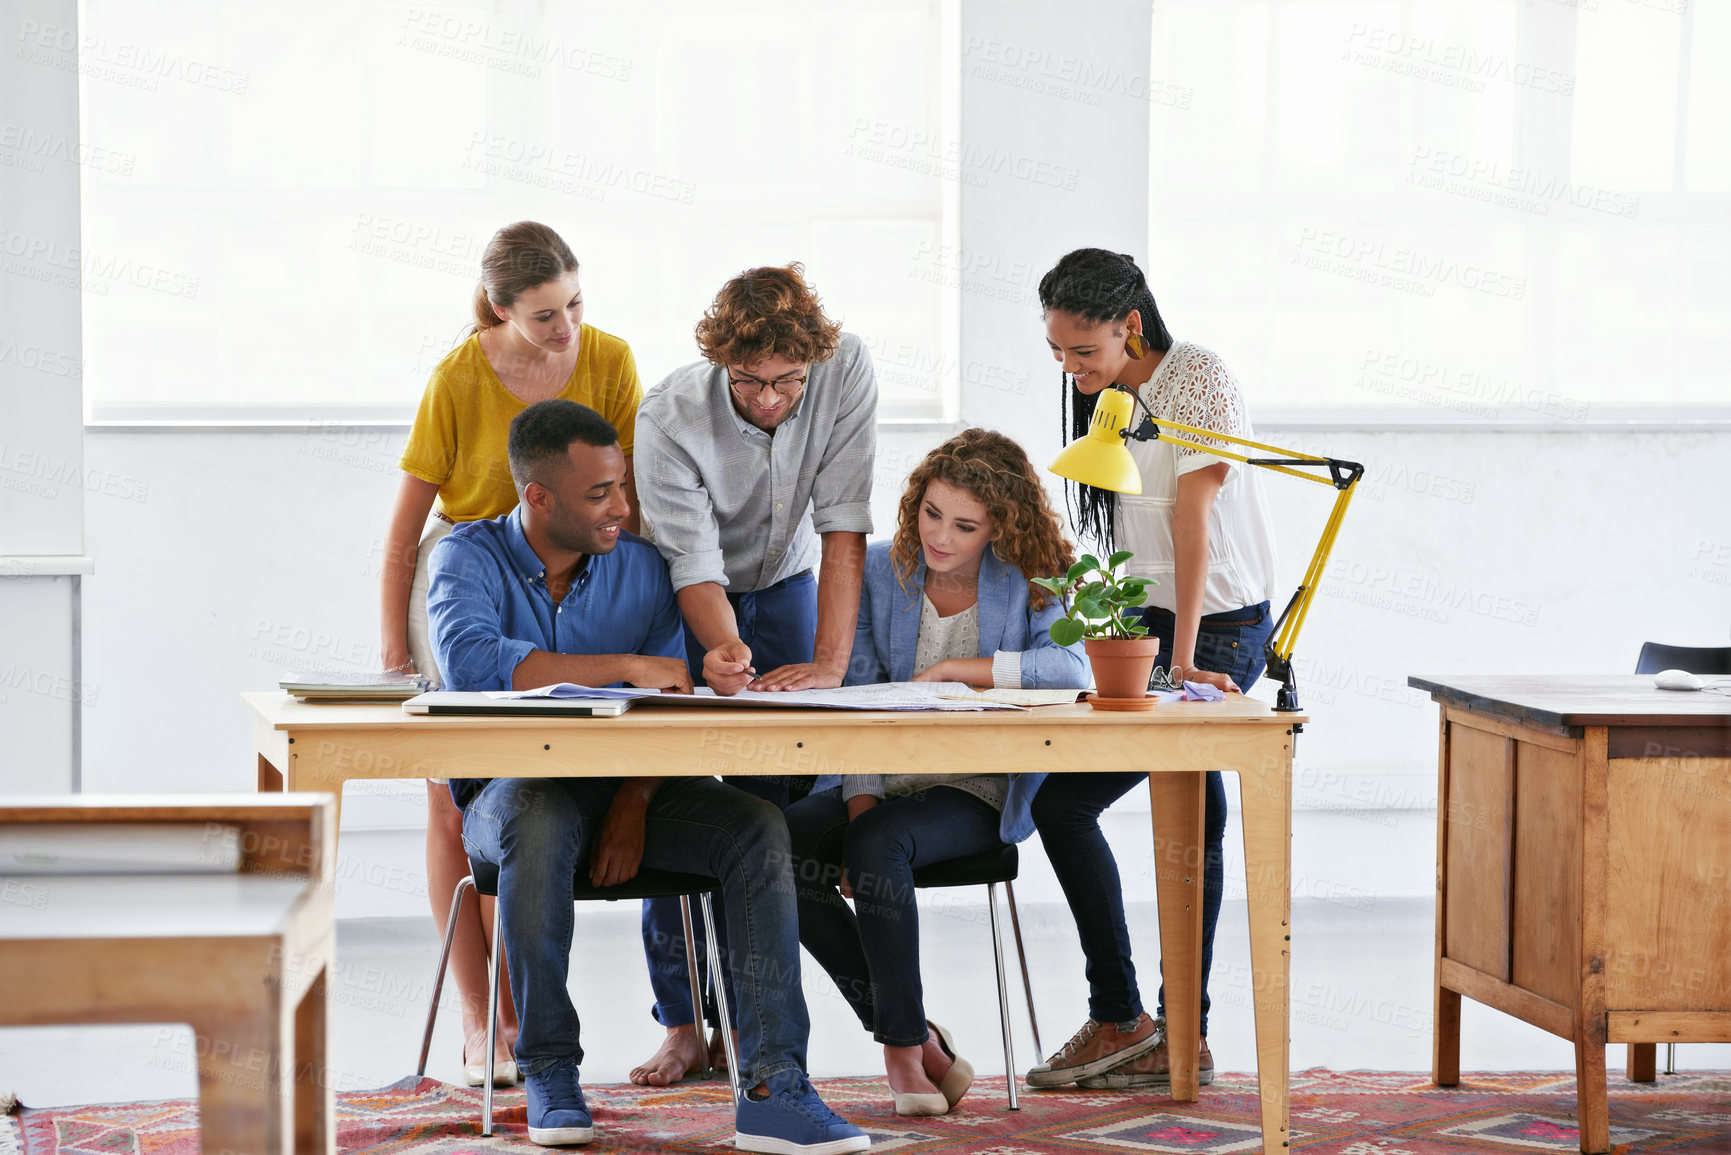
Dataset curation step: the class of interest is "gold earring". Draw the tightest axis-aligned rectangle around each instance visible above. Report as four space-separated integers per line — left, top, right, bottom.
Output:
1125 332 1148 360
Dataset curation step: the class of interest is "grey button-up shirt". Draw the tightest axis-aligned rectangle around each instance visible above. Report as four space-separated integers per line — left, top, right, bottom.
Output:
635 331 877 592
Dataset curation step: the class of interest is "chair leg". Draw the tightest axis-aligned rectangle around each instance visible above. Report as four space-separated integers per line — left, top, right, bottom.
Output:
1665 1044 1677 1075
1003 879 1042 1059
679 896 710 1079
417 876 475 1077
700 891 741 1105
482 894 502 1137
986 882 1019 1110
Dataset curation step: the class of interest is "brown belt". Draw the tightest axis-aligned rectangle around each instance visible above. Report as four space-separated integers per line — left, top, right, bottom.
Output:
432 510 456 525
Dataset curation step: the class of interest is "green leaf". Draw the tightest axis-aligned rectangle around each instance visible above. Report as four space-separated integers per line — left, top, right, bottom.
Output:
1107 549 1134 570
1121 585 1150 607
1030 576 1066 593
1075 553 1100 574
1073 595 1106 621
1050 617 1085 647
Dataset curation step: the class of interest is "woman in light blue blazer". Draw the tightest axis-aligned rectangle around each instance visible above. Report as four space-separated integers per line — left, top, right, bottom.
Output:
785 429 1088 1116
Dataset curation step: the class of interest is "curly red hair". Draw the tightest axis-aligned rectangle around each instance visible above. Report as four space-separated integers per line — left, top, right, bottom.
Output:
694 263 843 368
890 429 1076 611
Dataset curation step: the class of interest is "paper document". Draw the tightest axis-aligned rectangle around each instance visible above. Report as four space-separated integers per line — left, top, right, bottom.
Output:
485 683 653 701
491 682 1018 711
683 682 1019 711
937 687 1082 707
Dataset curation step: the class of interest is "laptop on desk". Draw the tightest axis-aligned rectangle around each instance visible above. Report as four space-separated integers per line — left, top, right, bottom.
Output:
403 691 633 718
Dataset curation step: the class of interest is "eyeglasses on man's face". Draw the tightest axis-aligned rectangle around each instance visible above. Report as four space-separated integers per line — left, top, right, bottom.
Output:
727 371 808 397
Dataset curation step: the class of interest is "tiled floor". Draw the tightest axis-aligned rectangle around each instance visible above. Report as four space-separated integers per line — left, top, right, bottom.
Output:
4 897 1725 1108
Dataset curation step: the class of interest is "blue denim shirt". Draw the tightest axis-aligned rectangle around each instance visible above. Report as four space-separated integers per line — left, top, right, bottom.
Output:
427 508 685 807
815 540 1090 844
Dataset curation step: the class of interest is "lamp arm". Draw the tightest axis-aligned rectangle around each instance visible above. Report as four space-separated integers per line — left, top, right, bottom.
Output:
1108 384 1365 714
1261 477 1359 713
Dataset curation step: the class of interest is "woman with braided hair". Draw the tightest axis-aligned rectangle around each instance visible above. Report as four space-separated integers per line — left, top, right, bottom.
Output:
785 428 1088 1116
1024 248 1279 1091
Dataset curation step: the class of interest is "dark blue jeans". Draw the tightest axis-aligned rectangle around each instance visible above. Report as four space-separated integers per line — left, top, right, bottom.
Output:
460 775 809 1088
644 571 819 1027
1030 600 1273 1036
786 785 1003 1045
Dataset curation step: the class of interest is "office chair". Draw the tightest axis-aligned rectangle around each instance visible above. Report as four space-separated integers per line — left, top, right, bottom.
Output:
418 861 737 1137
911 843 1042 1109
1635 642 1731 679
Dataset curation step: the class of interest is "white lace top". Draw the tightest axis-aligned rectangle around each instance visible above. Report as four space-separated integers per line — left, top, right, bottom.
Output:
844 594 1008 812
1115 342 1279 616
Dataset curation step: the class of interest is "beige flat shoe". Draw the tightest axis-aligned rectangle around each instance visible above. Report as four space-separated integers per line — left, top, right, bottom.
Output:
463 1057 519 1087
463 1034 519 1087
892 1089 950 1116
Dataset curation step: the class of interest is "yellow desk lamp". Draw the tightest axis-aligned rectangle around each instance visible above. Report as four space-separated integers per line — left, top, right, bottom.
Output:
1050 384 1363 714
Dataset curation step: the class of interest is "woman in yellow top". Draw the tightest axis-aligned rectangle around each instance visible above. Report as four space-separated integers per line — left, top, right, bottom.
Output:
379 220 644 1085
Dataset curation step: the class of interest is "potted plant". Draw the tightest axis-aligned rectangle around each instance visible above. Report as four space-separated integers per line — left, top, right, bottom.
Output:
1034 551 1161 706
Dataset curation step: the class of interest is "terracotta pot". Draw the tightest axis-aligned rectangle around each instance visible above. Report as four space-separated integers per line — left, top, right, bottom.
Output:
1084 636 1162 703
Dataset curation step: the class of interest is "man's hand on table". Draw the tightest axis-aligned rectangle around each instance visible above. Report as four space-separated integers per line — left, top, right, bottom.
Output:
703 639 756 695
749 663 845 692
629 655 694 694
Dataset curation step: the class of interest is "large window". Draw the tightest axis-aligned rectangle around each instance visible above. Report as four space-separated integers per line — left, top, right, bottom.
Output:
70 0 959 422
1148 0 1729 423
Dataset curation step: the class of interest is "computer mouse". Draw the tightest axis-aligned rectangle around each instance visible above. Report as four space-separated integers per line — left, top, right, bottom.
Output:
1653 669 1704 691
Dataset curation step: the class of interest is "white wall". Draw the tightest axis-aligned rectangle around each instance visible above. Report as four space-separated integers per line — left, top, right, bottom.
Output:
0 0 86 795
28 0 1731 920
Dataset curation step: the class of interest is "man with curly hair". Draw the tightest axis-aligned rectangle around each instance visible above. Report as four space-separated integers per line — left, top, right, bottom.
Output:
630 263 879 1086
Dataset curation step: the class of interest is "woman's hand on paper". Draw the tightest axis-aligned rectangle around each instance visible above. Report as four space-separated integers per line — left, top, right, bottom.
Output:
1182 667 1240 694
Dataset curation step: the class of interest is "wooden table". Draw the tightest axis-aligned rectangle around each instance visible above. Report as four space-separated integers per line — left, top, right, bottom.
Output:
247 690 1305 1152
0 794 336 1154
1410 675 1731 1154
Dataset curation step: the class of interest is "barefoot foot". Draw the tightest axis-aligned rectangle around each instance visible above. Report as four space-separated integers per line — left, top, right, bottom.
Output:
629 1025 706 1086
707 1027 740 1073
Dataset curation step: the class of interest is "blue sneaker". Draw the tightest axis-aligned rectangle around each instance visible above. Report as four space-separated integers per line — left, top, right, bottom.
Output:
524 1058 594 1146
735 1074 870 1155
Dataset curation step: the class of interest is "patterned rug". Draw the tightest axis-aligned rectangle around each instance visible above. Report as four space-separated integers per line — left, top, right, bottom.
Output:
6 1069 1729 1153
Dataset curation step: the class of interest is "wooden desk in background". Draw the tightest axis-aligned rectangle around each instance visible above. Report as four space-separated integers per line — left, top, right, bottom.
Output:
1411 674 1731 1155
246 690 1304 1153
0 793 337 1155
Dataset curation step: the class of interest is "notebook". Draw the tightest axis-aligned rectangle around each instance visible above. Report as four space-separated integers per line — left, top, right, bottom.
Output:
281 671 429 701
403 691 632 717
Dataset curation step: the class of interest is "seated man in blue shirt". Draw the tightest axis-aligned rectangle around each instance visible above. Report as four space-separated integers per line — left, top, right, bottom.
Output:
429 399 869 1154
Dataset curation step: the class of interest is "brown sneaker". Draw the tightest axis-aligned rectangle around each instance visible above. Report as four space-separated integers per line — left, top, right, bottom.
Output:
1025 1013 1162 1087
1076 1017 1214 1090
